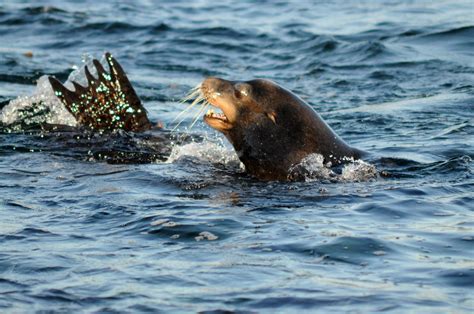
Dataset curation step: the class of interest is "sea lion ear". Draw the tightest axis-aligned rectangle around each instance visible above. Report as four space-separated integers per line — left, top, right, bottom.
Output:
266 112 277 124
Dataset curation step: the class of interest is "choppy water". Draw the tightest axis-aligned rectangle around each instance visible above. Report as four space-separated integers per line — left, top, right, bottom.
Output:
1 0 473 312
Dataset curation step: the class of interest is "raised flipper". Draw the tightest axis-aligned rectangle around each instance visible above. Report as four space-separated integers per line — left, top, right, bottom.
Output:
48 52 152 132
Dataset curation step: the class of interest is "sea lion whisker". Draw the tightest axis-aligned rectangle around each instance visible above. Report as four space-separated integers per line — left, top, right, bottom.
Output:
179 84 202 102
190 83 202 92
188 100 208 128
188 102 210 130
178 88 201 104
172 93 204 124
171 96 206 132
172 95 204 123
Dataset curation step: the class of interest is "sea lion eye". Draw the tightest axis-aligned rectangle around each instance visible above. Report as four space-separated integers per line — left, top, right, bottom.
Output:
234 89 242 99
235 83 251 97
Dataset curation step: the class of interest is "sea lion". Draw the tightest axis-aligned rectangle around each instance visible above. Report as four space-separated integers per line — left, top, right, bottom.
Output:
201 77 363 181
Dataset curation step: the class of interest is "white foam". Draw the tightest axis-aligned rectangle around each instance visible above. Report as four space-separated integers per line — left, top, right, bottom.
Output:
0 53 102 127
288 153 335 180
289 153 378 182
341 159 378 182
0 75 77 126
195 231 218 241
167 140 242 168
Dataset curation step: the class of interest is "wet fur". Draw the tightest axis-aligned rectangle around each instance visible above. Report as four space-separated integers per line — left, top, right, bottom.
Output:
48 53 151 132
203 78 362 181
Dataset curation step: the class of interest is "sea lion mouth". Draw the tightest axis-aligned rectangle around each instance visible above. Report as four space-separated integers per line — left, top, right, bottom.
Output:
204 108 228 122
203 103 232 131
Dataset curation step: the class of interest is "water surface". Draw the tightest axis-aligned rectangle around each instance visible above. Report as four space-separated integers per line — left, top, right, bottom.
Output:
0 0 473 312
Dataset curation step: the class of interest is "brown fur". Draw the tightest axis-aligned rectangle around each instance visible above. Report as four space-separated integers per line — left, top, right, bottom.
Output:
202 77 362 181
49 53 151 132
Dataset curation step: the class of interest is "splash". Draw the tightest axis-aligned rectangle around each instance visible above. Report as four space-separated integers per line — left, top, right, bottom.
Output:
288 153 378 182
340 159 378 182
167 140 242 168
0 75 76 127
0 53 103 128
288 153 335 181
171 83 213 133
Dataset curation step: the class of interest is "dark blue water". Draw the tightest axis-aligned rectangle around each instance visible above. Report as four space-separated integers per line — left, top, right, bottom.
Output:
1 0 473 312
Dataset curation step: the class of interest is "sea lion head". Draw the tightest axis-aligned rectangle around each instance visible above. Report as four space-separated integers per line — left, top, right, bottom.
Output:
201 77 336 180
201 77 285 130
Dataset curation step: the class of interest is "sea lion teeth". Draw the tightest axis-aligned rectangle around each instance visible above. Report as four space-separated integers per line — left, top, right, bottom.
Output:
206 109 214 116
204 108 228 121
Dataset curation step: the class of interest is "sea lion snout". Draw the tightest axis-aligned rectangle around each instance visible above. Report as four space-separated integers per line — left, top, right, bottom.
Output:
201 77 234 100
201 77 239 129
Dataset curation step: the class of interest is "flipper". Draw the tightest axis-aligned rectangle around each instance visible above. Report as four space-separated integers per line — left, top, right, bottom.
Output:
48 52 152 132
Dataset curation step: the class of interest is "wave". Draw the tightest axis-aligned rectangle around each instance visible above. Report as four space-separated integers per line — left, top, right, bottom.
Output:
20 6 68 15
69 21 171 34
417 25 474 40
288 154 378 182
0 5 73 26
184 26 247 39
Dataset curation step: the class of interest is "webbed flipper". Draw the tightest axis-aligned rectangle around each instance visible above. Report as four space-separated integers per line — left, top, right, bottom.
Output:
49 52 152 132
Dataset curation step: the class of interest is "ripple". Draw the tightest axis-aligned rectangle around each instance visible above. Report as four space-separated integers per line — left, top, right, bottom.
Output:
0 1 473 313
71 21 148 33
438 269 474 288
185 26 248 39
417 25 474 40
21 6 68 15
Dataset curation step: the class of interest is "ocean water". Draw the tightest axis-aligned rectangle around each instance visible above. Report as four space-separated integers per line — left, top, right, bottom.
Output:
0 0 473 313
